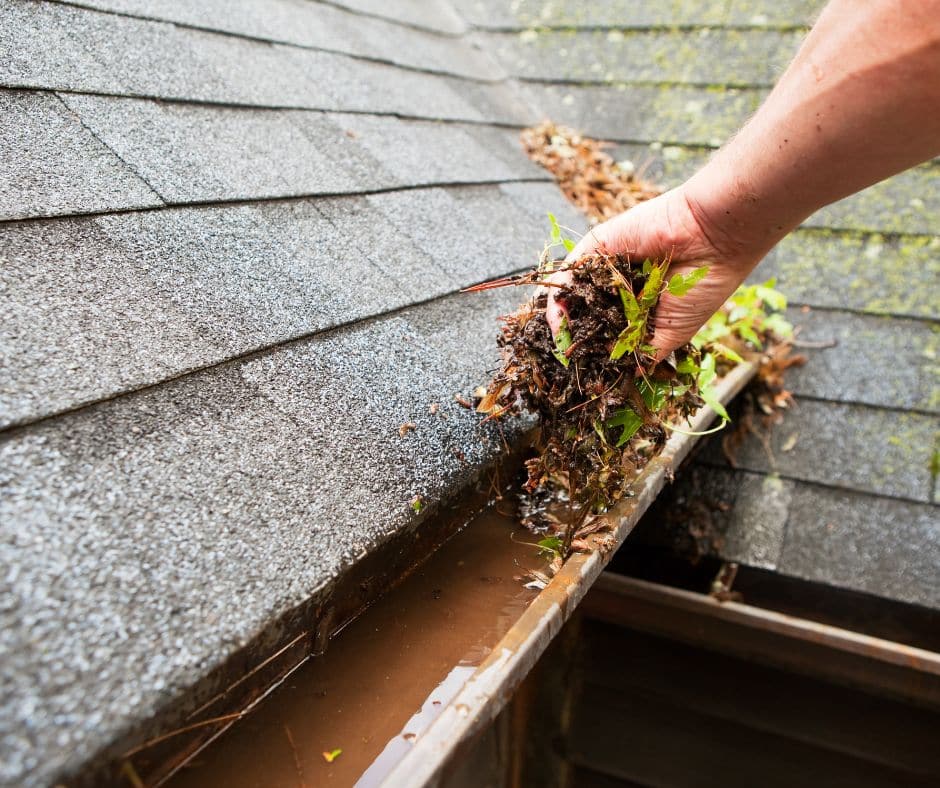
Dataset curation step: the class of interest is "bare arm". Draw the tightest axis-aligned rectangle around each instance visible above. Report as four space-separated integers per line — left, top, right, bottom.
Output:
549 0 940 354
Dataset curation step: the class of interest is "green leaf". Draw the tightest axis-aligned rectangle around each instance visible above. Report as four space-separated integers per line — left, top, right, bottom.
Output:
323 749 343 763
738 323 763 349
642 258 653 275
756 282 787 312
548 212 576 253
552 316 573 367
666 265 709 297
676 356 699 375
610 322 643 360
639 262 666 308
618 287 640 322
606 407 643 446
698 352 717 387
638 380 667 411
537 536 563 555
761 312 793 338
548 212 562 244
410 496 423 513
711 342 745 364
700 384 730 421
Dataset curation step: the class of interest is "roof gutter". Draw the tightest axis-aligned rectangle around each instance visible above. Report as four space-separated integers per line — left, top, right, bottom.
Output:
380 360 757 787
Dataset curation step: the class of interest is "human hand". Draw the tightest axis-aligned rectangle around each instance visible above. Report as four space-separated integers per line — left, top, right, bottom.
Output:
545 186 765 361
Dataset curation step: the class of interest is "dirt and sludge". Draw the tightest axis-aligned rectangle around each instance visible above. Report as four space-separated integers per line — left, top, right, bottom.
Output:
165 507 546 788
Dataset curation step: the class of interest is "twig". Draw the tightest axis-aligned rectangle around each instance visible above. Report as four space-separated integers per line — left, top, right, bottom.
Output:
284 724 307 788
121 712 247 757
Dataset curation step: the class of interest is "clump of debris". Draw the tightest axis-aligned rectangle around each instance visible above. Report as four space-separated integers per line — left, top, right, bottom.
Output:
472 247 709 554
468 122 802 562
520 120 659 223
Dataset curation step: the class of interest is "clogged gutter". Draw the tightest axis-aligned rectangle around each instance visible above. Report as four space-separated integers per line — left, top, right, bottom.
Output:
467 121 802 572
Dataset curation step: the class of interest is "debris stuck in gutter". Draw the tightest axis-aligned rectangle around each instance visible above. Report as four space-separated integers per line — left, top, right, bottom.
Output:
466 121 803 563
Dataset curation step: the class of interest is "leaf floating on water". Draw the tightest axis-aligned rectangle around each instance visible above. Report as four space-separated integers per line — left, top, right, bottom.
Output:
537 536 563 556
398 422 416 437
322 748 342 763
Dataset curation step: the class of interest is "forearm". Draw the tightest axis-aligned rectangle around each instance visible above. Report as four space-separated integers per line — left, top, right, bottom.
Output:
684 0 940 268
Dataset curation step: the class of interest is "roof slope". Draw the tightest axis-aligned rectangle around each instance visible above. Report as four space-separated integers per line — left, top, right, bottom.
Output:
1 0 938 784
466 0 939 606
0 1 582 784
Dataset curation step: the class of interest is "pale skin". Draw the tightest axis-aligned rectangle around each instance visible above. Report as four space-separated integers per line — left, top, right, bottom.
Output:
546 0 940 358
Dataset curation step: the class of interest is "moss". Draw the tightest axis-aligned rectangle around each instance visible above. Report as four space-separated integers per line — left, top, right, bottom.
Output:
763 229 940 319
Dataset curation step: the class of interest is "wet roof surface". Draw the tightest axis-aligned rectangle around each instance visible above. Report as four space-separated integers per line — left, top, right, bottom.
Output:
1 0 937 784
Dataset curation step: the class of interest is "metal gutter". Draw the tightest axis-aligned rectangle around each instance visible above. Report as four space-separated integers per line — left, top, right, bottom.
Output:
380 360 757 787
583 572 940 711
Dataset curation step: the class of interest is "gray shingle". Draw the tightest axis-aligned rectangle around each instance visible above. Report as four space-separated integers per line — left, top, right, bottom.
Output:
58 94 385 203
1 182 555 427
778 483 940 608
720 472 793 569
2 0 520 122
0 216 215 428
481 28 803 87
497 181 587 237
55 96 538 208
328 0 467 35
519 83 765 147
702 399 938 503
0 90 161 220
0 288 522 786
459 0 824 29
459 0 731 28
784 309 939 413
334 113 519 185
755 229 940 320
403 286 521 380
805 165 940 235
64 0 500 80
366 184 572 286
632 465 790 570
314 195 451 294
0 200 408 428
94 200 408 351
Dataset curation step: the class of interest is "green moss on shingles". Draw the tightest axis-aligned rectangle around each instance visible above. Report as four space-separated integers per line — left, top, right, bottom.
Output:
759 230 940 318
499 28 802 87
807 165 938 235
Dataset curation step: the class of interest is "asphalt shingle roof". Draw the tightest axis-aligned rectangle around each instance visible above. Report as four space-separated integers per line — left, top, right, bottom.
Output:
1 0 937 785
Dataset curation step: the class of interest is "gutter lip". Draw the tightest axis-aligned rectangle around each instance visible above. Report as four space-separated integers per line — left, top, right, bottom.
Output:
379 359 757 787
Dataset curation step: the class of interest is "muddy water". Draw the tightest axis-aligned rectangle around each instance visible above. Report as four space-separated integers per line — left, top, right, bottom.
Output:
167 507 543 788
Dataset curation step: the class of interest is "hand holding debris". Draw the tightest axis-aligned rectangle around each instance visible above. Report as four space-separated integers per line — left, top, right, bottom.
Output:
547 188 759 361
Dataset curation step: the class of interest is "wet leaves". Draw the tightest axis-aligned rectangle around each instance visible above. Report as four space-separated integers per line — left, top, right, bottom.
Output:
474 247 704 549
472 121 803 564
322 748 342 763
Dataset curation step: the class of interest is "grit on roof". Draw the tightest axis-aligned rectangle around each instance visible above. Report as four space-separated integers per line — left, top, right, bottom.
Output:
1 0 938 785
